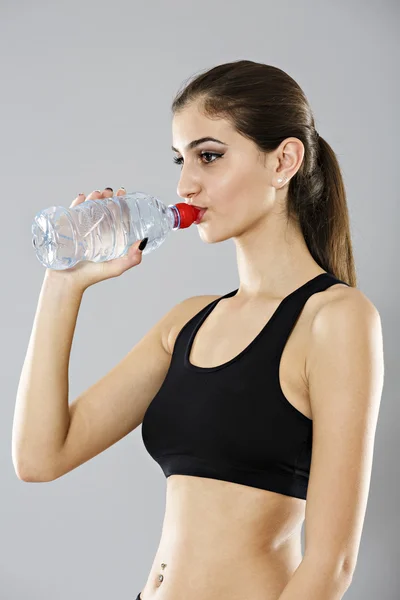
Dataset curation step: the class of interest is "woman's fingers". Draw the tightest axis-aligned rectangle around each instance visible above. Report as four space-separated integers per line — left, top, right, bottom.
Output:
69 187 126 208
69 193 86 208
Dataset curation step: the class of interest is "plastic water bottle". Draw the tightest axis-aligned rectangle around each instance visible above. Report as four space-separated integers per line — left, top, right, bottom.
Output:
31 191 205 270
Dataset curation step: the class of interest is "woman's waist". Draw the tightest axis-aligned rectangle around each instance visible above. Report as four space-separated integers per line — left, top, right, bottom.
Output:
141 545 302 600
158 521 303 558
160 499 305 557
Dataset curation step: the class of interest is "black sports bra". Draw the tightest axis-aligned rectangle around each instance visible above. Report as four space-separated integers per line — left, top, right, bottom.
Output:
141 272 350 500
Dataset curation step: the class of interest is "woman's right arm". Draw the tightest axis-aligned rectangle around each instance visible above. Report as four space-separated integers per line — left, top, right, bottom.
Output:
12 187 170 482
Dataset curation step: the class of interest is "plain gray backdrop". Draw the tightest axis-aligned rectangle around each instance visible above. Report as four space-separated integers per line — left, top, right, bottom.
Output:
1 0 398 598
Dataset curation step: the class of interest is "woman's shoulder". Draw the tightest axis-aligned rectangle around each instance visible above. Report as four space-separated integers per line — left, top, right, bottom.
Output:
311 282 380 334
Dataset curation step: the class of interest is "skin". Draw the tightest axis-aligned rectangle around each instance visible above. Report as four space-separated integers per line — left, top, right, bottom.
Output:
139 101 350 600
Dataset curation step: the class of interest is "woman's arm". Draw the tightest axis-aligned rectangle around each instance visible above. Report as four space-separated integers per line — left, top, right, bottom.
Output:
12 273 84 480
276 288 384 599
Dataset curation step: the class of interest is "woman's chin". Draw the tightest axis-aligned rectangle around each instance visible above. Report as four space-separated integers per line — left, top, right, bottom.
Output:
197 226 233 244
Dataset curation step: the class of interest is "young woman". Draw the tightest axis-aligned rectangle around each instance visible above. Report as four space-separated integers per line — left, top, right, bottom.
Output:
13 60 384 600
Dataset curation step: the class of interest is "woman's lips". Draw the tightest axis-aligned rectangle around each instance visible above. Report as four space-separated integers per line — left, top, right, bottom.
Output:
194 208 208 224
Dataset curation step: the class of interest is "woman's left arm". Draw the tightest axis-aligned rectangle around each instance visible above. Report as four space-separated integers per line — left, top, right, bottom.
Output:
277 288 384 600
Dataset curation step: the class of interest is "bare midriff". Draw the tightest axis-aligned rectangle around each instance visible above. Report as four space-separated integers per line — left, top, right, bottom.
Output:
139 475 306 600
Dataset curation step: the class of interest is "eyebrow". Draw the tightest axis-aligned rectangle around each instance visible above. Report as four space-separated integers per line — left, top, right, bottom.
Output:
171 137 228 153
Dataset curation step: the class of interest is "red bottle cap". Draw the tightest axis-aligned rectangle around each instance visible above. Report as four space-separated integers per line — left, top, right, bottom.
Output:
174 203 202 229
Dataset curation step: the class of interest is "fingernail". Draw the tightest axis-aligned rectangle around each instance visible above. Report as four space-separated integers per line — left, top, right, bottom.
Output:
120 187 126 190
104 187 113 192
138 237 148 251
94 190 101 193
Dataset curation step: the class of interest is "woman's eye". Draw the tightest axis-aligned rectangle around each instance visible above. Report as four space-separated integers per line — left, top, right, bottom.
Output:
172 152 222 166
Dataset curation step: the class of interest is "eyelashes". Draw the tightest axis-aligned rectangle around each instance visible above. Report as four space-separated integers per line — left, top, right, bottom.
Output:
172 151 223 166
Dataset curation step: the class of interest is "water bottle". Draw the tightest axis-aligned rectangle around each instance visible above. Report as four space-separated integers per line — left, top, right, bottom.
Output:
31 191 205 270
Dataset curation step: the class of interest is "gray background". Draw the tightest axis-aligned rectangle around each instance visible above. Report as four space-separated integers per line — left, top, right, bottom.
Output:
1 0 398 598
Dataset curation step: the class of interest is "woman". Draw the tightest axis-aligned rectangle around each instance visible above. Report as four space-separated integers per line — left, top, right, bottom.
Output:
13 60 384 600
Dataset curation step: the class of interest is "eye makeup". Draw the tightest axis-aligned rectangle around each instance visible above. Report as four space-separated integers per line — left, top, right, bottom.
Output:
172 151 223 166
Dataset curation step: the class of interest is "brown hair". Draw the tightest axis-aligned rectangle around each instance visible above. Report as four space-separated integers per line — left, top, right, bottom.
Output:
171 59 356 287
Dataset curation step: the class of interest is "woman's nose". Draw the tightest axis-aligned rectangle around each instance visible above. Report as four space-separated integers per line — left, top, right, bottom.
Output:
176 181 201 201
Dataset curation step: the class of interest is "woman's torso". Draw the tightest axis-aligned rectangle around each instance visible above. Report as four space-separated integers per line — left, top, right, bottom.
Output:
139 275 350 600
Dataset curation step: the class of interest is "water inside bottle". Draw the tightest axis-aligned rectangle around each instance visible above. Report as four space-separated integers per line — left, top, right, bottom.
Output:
32 198 134 269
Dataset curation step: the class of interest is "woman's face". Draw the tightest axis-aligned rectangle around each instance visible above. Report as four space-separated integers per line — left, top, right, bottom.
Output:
171 102 279 243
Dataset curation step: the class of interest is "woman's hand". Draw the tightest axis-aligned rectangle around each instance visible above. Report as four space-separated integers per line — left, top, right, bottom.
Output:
44 187 146 293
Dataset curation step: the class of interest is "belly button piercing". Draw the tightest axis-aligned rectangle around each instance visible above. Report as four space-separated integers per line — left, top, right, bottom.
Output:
155 562 167 587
